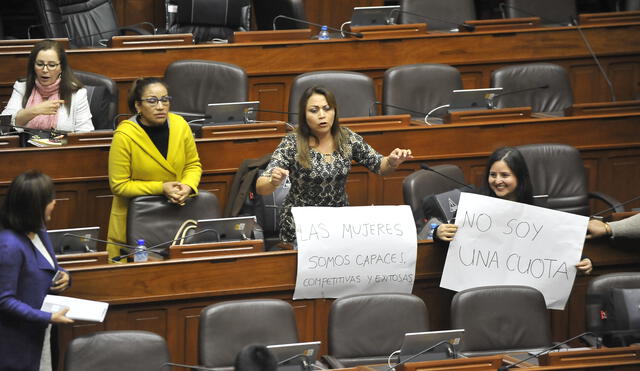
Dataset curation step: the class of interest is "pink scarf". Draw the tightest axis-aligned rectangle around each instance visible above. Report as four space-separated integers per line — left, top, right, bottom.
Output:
25 78 61 130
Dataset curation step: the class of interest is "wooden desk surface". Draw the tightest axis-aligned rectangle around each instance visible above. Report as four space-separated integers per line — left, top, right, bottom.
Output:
1 22 639 117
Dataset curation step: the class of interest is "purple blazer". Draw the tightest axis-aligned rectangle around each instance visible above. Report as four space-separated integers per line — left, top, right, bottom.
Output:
0 229 61 371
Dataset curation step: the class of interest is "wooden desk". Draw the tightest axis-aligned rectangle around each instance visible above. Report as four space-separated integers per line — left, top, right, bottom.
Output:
56 239 640 369
1 110 639 242
1 23 639 118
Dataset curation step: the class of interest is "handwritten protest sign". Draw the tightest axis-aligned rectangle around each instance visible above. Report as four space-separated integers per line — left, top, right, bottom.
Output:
292 205 417 300
440 193 588 310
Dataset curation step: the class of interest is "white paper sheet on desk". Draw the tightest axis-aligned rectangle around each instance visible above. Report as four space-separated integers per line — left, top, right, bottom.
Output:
41 295 109 322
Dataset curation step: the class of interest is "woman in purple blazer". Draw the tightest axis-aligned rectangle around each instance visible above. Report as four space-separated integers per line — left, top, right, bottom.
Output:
0 170 73 371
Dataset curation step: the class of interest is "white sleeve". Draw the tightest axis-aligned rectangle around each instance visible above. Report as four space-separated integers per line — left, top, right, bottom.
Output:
1 81 26 126
71 88 94 132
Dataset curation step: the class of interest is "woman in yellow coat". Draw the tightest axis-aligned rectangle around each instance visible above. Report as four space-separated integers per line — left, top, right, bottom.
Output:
107 77 202 261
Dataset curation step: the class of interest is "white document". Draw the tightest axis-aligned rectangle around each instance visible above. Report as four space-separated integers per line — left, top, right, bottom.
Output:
292 205 417 300
440 193 588 310
41 295 109 322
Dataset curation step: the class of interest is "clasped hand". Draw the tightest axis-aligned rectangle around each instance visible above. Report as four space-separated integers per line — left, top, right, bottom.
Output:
163 181 192 204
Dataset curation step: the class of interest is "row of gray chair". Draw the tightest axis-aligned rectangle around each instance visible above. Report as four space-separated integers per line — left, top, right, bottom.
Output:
63 272 640 370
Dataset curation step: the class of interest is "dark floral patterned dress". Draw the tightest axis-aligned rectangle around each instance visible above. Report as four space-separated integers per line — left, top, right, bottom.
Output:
264 128 383 242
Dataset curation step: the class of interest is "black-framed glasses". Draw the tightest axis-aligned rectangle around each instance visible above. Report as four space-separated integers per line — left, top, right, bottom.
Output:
139 96 172 105
35 62 61 70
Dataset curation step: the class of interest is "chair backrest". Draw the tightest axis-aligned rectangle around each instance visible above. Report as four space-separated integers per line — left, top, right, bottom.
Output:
399 0 476 31
383 63 462 120
170 0 250 42
451 285 552 356
126 190 220 252
504 0 576 24
585 272 640 336
491 63 574 114
64 330 170 371
199 299 299 368
34 0 120 47
516 143 589 215
402 165 465 224
288 71 376 125
164 60 248 121
254 0 307 30
328 293 429 367
73 69 118 130
623 0 640 10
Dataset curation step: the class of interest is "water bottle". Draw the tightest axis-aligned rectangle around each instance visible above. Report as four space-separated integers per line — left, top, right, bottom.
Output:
318 25 330 40
426 223 438 240
134 239 148 262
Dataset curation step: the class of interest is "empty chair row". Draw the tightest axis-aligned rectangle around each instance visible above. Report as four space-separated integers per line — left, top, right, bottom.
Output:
64 274 640 370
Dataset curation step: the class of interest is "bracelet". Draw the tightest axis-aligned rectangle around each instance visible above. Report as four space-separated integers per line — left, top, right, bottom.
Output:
603 222 612 237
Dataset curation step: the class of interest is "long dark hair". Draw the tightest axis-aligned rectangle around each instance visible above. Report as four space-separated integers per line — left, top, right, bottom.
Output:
0 170 55 234
295 86 347 168
127 77 168 113
22 39 82 112
482 147 534 205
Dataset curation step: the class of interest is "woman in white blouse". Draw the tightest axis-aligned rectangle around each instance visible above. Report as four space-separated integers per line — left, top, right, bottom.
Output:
1 39 93 133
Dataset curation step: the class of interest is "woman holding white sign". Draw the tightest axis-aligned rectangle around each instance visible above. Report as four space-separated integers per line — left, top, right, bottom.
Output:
434 147 593 273
256 86 413 246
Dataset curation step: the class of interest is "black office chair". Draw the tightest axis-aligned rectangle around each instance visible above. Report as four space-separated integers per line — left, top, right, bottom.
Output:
502 0 576 25
586 272 640 346
383 63 462 122
288 71 376 125
491 63 574 114
126 190 220 255
34 0 151 48
254 0 307 30
167 0 250 43
398 0 476 31
73 70 118 130
164 59 248 124
402 165 465 228
516 143 622 216
199 299 299 369
325 293 429 368
451 285 553 356
620 0 640 10
64 330 170 371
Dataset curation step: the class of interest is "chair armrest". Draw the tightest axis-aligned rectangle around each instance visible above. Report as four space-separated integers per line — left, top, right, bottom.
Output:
321 355 345 369
589 192 624 213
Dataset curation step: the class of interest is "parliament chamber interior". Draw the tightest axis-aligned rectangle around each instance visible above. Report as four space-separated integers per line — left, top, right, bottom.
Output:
0 0 639 370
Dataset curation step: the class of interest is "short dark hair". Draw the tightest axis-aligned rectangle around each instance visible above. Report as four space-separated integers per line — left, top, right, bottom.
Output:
23 39 82 112
0 170 55 234
127 77 168 113
483 146 534 205
234 344 278 371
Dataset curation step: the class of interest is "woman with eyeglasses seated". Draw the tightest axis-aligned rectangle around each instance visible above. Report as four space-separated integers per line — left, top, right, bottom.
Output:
106 77 202 262
256 86 413 248
0 39 93 133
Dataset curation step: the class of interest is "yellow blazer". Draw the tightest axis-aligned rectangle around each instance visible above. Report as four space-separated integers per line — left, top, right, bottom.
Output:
107 113 201 259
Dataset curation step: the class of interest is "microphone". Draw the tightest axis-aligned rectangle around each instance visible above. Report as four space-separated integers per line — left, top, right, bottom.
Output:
498 332 600 371
420 163 474 190
277 353 312 371
591 194 640 217
488 85 549 109
387 340 454 371
369 101 428 117
158 361 217 370
243 107 299 126
273 15 364 38
570 16 616 102
389 8 476 32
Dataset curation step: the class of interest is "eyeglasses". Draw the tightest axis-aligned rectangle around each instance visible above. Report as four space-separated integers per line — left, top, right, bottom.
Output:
139 96 172 105
35 62 61 70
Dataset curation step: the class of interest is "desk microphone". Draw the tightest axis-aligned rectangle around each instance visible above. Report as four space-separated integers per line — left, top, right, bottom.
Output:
420 163 474 190
387 340 454 371
498 332 600 371
591 194 640 217
369 101 428 117
277 353 312 371
488 85 549 108
273 15 364 38
244 107 299 126
389 8 476 32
